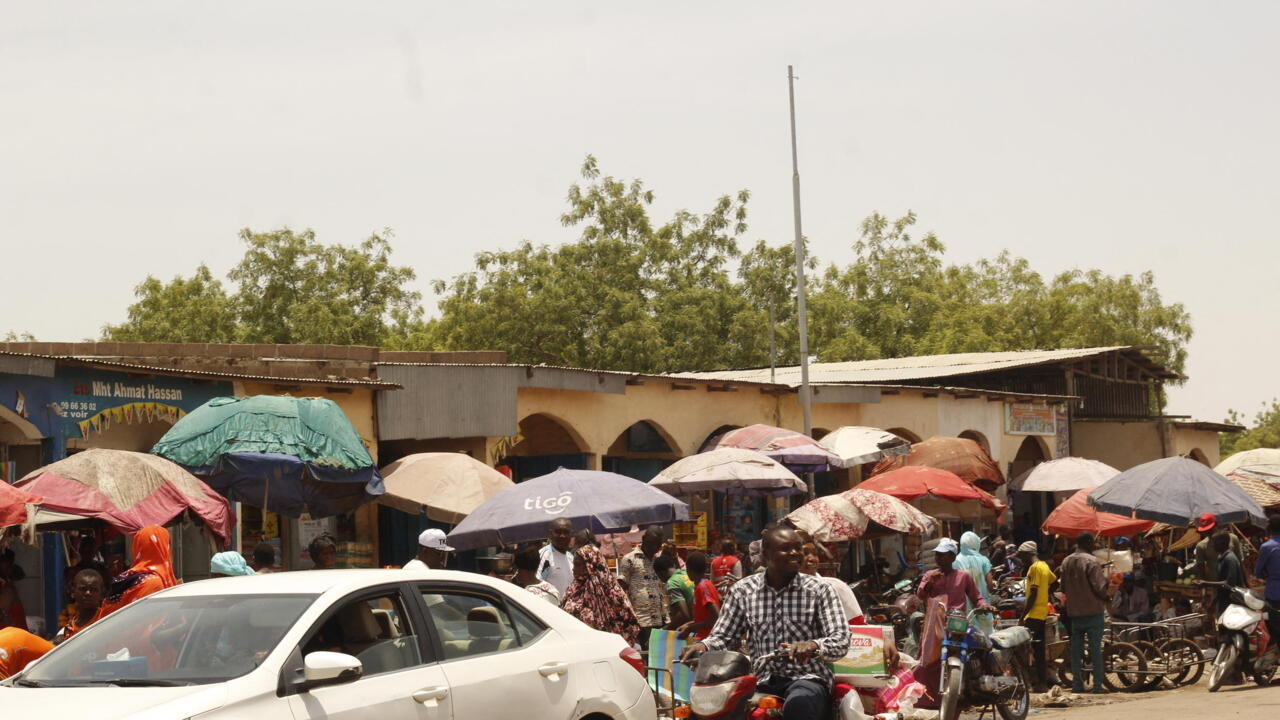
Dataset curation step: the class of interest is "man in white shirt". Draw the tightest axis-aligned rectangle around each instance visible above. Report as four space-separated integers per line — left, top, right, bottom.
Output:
404 528 453 570
537 518 575 596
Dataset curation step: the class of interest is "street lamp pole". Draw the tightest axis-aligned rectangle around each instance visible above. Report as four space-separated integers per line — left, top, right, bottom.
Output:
788 65 815 502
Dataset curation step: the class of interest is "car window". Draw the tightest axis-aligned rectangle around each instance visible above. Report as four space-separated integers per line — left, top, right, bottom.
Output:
421 589 526 660
508 601 549 645
24 594 316 686
302 592 422 676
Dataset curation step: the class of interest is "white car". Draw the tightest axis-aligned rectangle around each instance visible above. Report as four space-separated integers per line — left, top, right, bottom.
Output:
0 569 657 720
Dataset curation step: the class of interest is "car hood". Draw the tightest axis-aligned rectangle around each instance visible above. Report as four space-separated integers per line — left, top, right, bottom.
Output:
0 683 228 719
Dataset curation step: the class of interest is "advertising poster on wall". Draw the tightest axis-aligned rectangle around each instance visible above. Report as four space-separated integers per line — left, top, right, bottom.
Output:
1005 403 1057 436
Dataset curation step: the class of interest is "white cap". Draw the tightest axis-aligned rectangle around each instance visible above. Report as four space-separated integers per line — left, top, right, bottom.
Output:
935 537 960 555
418 528 455 552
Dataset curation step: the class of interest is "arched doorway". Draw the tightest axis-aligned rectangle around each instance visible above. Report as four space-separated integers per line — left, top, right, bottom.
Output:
1009 435 1051 544
1187 448 1210 466
958 430 991 456
698 424 742 453
886 427 922 444
500 413 590 482
603 420 679 482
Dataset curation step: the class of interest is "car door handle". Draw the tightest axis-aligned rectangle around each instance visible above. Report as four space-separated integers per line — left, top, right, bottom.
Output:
538 662 570 677
412 686 450 703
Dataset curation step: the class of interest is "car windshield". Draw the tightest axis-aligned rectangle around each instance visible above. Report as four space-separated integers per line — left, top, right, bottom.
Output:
23 593 317 687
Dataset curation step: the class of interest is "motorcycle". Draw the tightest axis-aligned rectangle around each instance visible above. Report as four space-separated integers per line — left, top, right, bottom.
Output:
1206 583 1279 691
680 649 863 720
857 578 920 649
938 608 1032 720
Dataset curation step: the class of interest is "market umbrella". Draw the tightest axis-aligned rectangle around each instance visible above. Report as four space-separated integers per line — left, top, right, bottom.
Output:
13 448 235 546
1015 457 1119 493
786 487 937 542
709 424 843 472
0 481 41 527
378 453 515 523
1042 485 1156 538
649 448 806 497
446 468 690 550
818 426 912 467
871 436 1005 491
151 395 383 518
1215 448 1280 483
858 466 1006 521
1087 456 1268 527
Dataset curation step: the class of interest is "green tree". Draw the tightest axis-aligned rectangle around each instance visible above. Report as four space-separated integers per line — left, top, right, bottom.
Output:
431 156 758 372
102 229 424 346
1220 401 1280 457
102 265 238 343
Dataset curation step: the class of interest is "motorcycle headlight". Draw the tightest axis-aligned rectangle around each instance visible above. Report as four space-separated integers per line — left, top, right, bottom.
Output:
690 677 757 718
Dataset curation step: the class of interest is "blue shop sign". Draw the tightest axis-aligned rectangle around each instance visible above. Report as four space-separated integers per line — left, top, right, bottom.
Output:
52 367 232 439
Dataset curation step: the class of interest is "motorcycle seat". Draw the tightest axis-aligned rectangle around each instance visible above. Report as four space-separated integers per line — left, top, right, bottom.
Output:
989 626 1031 649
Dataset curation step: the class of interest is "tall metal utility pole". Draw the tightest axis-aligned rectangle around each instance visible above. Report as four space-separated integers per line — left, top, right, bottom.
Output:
788 65 815 501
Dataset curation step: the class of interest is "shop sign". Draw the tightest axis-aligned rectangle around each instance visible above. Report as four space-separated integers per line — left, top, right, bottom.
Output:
1005 403 1056 436
53 367 232 439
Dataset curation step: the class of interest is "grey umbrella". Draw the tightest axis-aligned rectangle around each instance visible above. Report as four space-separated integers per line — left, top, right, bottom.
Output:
1087 456 1268 527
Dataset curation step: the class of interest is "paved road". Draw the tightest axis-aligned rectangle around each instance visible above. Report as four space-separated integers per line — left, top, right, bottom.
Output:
1026 681 1280 720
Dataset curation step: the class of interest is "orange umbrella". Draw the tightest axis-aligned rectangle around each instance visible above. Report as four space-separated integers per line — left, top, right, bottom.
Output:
0 481 41 527
858 466 1005 521
871 436 1004 491
1042 485 1155 538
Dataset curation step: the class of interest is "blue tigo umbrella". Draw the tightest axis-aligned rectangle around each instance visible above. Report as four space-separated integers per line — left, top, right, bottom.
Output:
151 395 383 518
1087 456 1267 527
447 468 690 550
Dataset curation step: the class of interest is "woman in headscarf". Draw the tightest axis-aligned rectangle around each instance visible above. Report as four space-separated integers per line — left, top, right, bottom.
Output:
953 531 995 605
561 544 640 646
210 551 256 577
94 525 178 622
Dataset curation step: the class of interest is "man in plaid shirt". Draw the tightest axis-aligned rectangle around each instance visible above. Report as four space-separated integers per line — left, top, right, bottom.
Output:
682 526 849 719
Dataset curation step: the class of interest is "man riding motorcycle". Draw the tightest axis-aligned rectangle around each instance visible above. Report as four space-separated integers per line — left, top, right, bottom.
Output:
681 525 850 720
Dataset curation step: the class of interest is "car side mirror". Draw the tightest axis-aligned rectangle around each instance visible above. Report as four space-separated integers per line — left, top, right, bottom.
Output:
299 651 362 691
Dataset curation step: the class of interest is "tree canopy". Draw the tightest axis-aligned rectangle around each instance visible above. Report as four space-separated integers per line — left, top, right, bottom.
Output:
99 157 1193 383
1219 401 1280 457
103 228 423 346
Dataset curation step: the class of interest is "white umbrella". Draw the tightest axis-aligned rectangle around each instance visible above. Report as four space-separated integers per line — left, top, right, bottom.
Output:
818 426 912 466
378 453 514 523
1016 457 1120 492
649 448 807 496
1215 448 1280 483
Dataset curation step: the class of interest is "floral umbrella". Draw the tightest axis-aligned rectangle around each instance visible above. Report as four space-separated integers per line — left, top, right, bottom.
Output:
859 466 1006 521
786 488 937 542
708 424 843 472
871 436 1004 491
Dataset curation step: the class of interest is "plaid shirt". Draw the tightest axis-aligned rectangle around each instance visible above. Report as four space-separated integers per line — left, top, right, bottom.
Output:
702 571 849 685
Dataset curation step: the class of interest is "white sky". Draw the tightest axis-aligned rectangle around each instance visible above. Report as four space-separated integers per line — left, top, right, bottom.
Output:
2 2 1276 425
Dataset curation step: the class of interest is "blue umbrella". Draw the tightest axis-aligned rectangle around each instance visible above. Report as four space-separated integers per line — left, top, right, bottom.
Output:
1087 456 1268 527
446 468 690 550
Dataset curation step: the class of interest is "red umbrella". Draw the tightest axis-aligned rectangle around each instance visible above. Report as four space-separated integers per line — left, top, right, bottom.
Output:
1043 485 1156 539
15 449 235 547
0 481 41 527
871 436 1004 491
858 466 1005 520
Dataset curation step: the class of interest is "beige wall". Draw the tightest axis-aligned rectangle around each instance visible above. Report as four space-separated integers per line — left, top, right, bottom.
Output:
67 417 174 452
1073 421 1165 470
1172 428 1221 467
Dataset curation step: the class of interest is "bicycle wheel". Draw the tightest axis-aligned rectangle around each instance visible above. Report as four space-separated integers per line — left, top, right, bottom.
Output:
1128 640 1163 691
1159 639 1205 687
1103 642 1148 692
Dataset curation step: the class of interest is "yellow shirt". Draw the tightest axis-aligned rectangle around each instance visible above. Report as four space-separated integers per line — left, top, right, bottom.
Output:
1024 560 1057 621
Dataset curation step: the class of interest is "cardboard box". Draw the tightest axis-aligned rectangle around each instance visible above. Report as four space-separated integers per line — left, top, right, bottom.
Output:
833 625 891 677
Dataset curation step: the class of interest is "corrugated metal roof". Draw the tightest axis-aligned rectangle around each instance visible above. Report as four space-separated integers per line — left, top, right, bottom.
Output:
0 351 401 388
672 346 1173 386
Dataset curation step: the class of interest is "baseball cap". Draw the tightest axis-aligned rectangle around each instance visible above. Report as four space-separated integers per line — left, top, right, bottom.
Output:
1018 541 1038 554
1196 513 1217 533
935 538 959 555
418 528 455 552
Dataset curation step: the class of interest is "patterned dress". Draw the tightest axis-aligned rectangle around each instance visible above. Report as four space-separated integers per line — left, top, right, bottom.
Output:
561 546 640 645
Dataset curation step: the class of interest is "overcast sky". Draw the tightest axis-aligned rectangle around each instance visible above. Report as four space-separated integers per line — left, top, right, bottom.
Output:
2 2 1277 425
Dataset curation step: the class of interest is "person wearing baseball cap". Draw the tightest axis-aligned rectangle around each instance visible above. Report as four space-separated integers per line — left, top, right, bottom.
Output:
1193 514 1242 586
404 528 454 571
915 538 985 709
